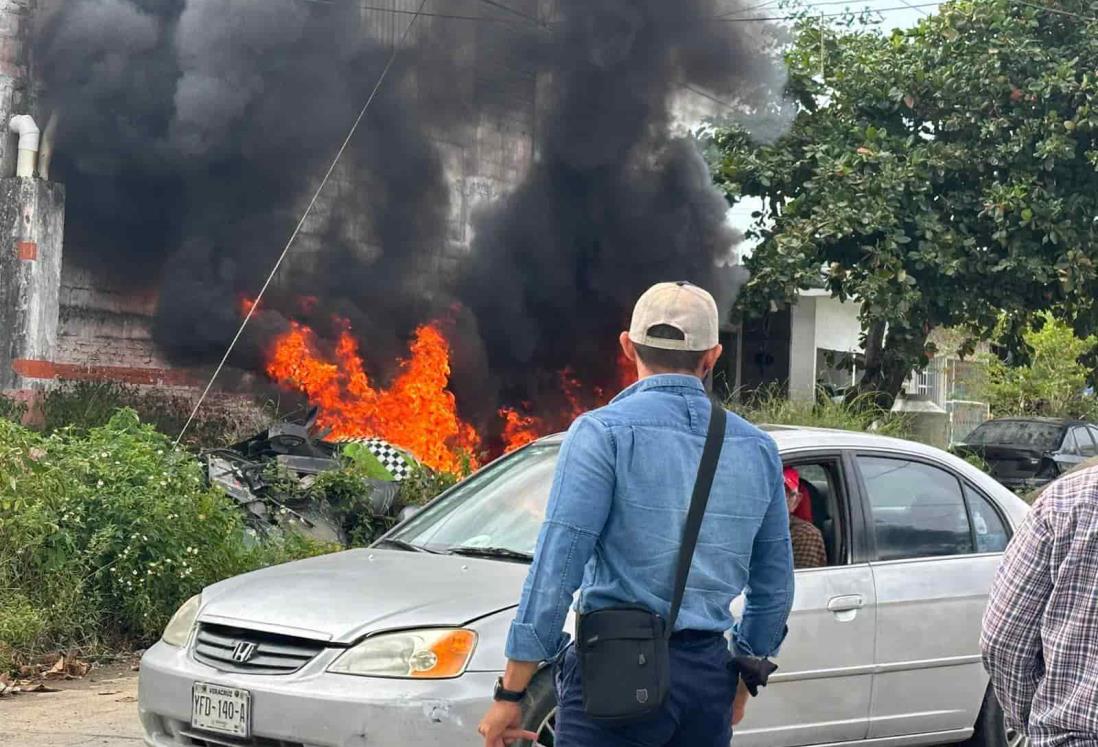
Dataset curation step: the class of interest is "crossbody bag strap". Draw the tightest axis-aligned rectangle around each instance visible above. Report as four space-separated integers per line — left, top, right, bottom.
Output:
665 397 727 638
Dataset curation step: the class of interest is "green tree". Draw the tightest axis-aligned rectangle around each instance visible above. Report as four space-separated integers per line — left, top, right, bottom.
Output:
984 313 1098 418
710 0 1098 407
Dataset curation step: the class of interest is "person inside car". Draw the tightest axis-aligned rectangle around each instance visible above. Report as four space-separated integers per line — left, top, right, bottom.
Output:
784 466 827 569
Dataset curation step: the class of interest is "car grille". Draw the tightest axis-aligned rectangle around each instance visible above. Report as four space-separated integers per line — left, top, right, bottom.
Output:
177 726 304 747
192 623 326 675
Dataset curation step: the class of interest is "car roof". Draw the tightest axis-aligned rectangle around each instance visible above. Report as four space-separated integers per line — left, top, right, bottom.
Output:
537 425 946 458
980 416 1074 426
532 423 1030 527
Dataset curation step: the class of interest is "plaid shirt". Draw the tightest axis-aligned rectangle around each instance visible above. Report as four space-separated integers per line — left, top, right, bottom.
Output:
981 468 1098 746
790 516 827 569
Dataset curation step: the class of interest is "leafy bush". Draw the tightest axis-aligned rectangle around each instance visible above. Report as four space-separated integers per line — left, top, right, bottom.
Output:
399 464 460 507
983 314 1098 420
0 393 27 423
0 410 324 671
730 385 912 439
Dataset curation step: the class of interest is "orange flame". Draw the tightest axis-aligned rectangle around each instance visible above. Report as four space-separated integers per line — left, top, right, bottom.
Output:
265 320 480 474
498 354 637 453
259 303 640 465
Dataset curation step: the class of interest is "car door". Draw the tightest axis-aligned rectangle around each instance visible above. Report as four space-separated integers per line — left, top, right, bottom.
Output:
855 453 1010 739
1054 425 1092 474
733 452 876 747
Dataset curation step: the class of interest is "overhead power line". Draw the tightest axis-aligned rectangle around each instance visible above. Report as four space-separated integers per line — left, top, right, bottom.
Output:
1010 0 1097 21
895 0 932 16
175 0 431 447
474 0 544 25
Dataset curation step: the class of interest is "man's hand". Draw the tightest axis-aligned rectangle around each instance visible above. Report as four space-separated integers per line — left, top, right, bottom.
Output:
478 701 538 747
732 680 750 726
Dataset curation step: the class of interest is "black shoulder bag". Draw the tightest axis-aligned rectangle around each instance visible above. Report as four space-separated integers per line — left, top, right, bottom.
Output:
575 398 727 724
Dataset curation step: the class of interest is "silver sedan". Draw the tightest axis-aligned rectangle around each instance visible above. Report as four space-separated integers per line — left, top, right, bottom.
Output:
138 427 1029 747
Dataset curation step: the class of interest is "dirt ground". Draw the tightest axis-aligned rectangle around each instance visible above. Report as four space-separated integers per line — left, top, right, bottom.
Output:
0 664 142 747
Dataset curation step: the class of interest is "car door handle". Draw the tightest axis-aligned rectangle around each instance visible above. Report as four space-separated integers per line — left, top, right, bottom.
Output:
827 595 864 613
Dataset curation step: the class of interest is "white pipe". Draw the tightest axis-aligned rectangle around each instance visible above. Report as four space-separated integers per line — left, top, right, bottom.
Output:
9 114 40 178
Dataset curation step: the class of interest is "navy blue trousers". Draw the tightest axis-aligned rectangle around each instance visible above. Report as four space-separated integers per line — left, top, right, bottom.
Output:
554 633 738 747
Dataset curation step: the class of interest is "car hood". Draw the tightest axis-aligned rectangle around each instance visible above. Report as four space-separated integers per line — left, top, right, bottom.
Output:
199 548 527 643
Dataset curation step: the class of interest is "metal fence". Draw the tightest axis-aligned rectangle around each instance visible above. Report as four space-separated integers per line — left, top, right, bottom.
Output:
904 358 991 445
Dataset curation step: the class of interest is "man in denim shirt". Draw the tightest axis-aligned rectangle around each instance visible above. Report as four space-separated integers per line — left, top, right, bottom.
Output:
478 282 794 747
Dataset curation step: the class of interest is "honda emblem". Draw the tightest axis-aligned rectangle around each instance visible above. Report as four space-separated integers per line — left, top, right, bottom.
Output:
231 641 257 663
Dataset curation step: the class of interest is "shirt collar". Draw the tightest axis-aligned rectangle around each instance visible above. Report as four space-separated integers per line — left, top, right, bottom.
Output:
611 373 707 403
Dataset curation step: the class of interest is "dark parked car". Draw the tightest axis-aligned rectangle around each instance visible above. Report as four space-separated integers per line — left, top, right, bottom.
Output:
956 417 1098 490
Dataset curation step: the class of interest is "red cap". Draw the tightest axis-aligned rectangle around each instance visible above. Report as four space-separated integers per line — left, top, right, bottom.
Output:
783 466 800 493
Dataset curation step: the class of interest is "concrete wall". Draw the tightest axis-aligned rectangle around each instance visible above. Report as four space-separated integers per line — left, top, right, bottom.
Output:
0 176 64 388
788 296 818 400
815 295 864 354
787 292 863 401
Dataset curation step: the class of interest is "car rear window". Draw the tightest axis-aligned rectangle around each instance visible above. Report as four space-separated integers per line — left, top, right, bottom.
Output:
966 421 1062 449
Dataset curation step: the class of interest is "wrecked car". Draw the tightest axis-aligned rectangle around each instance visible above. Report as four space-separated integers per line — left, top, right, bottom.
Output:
203 409 413 546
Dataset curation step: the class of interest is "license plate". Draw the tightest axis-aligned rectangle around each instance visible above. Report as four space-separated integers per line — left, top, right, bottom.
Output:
192 682 251 738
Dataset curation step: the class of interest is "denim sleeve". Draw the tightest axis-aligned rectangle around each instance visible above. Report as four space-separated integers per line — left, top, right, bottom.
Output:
731 440 794 658
504 414 615 662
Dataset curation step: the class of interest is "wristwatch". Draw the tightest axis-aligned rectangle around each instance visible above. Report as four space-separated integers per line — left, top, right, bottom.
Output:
493 677 526 702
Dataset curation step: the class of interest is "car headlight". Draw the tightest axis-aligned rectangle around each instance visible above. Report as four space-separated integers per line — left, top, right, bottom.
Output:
329 628 477 679
161 594 201 647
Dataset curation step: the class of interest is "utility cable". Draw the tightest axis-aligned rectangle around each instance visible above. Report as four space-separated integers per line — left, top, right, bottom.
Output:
1010 0 1096 21
174 0 431 447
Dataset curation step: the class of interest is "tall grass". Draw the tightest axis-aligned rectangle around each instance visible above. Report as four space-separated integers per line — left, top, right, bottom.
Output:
729 385 912 439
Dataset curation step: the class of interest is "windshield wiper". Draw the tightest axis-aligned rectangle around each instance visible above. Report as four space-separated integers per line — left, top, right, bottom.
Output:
445 546 534 563
374 538 440 554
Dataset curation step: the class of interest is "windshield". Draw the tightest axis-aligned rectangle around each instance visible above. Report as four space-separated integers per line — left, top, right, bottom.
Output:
966 420 1063 449
386 444 559 555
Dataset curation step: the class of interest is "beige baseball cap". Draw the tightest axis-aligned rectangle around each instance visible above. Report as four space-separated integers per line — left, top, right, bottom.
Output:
628 281 719 352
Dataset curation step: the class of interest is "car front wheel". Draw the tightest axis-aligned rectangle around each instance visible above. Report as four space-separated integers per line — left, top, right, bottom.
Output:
518 672 558 747
966 686 1028 747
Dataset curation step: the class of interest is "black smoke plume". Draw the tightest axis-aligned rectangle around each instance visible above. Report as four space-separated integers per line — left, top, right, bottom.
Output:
35 0 785 429
455 0 783 411
36 0 467 372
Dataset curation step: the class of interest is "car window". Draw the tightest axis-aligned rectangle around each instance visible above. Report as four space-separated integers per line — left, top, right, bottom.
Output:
1088 427 1098 449
1073 427 1098 457
858 456 974 561
1061 429 1078 454
963 485 1010 553
965 420 1063 449
389 445 557 554
783 460 845 568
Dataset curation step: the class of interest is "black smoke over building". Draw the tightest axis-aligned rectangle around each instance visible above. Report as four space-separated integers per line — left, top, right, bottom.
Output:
35 0 785 426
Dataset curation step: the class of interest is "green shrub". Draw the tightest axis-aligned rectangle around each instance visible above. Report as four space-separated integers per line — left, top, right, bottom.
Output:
0 410 324 671
730 385 912 439
0 393 27 423
399 464 459 508
984 314 1098 420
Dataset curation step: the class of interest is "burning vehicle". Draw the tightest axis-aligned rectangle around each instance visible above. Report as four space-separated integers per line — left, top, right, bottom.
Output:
203 408 419 547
